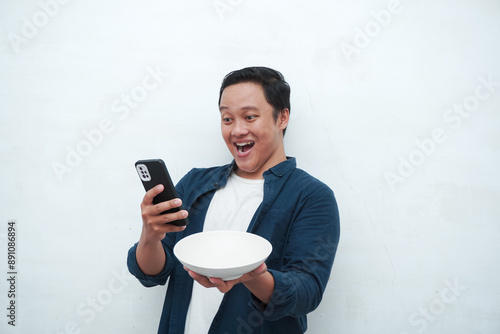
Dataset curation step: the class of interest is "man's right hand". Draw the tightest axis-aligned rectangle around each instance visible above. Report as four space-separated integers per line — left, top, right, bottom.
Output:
140 184 188 243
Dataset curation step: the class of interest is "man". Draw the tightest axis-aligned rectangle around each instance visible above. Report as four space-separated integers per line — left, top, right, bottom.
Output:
127 67 340 333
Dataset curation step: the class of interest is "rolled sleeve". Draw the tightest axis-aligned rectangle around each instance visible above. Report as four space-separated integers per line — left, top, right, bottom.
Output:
248 269 298 320
127 241 174 287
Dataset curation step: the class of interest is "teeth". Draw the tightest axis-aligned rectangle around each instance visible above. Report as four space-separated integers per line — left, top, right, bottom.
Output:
236 142 253 153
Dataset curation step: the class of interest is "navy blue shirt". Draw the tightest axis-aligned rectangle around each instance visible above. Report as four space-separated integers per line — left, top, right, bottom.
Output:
127 157 340 333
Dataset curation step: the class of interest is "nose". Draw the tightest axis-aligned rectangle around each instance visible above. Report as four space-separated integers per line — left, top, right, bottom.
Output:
232 119 249 137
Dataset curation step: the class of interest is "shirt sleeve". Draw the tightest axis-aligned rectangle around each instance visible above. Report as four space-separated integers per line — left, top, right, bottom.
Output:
250 185 340 320
126 239 175 287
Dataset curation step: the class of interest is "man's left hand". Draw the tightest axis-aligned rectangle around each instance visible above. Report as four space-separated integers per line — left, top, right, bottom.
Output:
184 262 268 294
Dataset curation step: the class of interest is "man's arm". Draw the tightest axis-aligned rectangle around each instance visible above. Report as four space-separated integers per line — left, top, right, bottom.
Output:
261 186 339 319
134 184 187 276
242 266 275 304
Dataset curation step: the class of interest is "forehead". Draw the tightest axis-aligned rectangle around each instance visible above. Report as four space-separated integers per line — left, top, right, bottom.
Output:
219 82 269 109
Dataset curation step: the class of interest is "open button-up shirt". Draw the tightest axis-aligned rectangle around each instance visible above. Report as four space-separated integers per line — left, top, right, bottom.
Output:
127 157 340 334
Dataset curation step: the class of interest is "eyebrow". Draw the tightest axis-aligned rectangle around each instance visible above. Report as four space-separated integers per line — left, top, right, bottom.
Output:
219 105 259 112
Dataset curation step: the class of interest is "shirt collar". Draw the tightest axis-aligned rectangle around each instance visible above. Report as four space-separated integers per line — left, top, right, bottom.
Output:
265 156 296 178
223 156 296 182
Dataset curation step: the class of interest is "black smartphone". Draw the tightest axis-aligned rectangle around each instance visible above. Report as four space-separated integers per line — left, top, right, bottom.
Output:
135 159 189 226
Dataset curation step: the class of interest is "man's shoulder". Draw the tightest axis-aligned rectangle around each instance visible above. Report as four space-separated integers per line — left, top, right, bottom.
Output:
180 163 232 185
290 166 330 187
186 163 231 177
286 166 335 199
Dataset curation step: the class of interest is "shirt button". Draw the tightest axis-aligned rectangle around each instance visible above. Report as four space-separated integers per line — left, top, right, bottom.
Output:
214 182 219 187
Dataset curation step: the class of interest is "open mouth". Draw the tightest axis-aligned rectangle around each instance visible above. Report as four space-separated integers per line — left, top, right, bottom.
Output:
235 141 254 154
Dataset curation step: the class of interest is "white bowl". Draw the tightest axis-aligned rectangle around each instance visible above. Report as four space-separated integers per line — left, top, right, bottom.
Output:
174 231 272 281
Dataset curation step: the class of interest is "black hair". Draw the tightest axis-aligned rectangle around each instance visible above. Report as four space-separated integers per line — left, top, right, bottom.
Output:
218 66 291 135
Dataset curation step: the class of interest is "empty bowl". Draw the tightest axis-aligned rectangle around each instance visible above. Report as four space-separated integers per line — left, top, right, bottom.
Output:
173 230 272 281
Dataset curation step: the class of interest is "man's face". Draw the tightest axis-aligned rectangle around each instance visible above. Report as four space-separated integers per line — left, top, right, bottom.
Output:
219 82 289 179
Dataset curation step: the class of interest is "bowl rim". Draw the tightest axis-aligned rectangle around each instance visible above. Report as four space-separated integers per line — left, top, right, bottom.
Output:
173 230 272 270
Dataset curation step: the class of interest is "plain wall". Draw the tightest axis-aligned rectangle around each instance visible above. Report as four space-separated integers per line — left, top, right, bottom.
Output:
1 0 499 333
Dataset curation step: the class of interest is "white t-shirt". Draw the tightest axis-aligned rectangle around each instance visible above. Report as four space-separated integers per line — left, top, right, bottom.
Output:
184 172 264 334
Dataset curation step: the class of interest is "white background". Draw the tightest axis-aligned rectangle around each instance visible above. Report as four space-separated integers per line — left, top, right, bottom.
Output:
1 0 499 333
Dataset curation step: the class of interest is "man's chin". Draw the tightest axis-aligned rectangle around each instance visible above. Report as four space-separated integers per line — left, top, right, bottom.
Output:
233 162 259 178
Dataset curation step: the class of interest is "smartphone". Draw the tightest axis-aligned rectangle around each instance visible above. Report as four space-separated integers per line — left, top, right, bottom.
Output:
135 159 189 226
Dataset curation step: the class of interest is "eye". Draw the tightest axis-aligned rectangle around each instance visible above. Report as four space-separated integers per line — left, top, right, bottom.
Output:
246 115 257 120
222 117 232 123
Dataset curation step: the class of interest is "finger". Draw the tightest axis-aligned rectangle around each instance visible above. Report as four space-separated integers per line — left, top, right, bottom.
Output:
152 198 184 216
159 209 188 225
208 263 267 289
158 224 186 234
142 184 164 206
208 277 233 293
144 214 188 229
208 277 224 285
185 268 215 288
142 197 186 225
142 217 186 238
231 263 267 284
185 267 208 284
141 206 187 233
250 263 267 276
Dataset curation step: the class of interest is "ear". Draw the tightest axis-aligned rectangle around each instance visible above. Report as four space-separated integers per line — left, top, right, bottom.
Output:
278 108 290 131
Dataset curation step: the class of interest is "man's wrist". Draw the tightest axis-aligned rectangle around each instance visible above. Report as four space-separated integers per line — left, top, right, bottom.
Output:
243 270 275 304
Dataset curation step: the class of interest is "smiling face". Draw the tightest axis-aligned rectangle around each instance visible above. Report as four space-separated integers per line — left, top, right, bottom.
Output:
219 82 289 179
